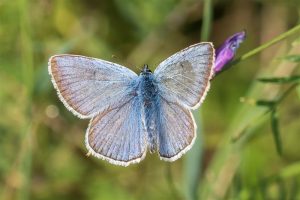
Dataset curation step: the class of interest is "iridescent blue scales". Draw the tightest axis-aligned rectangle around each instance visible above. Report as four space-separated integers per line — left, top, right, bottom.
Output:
48 43 215 166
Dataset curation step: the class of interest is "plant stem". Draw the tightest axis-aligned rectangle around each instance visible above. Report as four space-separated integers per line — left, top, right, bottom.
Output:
166 165 182 199
231 23 300 65
276 83 299 104
17 0 34 199
201 0 213 41
184 1 213 200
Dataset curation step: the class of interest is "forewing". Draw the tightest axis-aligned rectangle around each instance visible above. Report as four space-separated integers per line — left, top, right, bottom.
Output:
157 98 196 161
154 43 215 109
49 55 137 118
86 97 147 166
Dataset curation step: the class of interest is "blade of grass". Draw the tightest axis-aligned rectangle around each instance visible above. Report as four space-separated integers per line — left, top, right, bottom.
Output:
270 109 282 156
184 0 213 199
288 178 298 200
276 83 299 104
255 100 276 108
200 0 212 41
166 165 182 199
280 54 300 62
233 82 298 146
277 179 287 200
17 0 34 199
280 162 300 179
237 162 300 199
184 113 203 200
257 76 300 84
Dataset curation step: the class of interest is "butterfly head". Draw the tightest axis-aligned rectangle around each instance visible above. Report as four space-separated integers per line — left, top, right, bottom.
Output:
141 64 152 75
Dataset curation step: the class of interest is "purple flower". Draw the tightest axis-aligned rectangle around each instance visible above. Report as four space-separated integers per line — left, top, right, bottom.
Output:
214 31 246 75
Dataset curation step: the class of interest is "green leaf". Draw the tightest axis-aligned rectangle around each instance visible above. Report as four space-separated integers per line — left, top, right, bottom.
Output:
280 55 300 62
277 178 287 200
279 162 300 179
289 179 299 200
256 100 276 107
297 85 300 101
270 109 282 156
257 75 300 84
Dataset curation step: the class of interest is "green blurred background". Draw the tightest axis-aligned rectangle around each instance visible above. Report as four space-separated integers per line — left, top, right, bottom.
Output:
1 0 300 199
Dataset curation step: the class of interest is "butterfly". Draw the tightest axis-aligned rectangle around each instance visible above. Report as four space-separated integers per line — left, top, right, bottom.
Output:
48 42 215 166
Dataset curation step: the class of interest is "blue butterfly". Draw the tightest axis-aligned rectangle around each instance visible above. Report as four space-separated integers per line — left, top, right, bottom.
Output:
48 43 215 166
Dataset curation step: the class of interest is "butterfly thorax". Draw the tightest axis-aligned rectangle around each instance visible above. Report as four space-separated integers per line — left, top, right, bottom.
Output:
139 65 159 153
139 65 157 102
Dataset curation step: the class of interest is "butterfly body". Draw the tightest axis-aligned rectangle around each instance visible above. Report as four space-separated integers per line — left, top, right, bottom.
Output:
139 65 160 153
49 42 215 166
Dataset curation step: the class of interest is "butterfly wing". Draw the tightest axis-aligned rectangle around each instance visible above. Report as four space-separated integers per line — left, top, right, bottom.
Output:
156 98 196 161
153 43 215 161
154 42 215 109
86 96 147 166
48 55 138 119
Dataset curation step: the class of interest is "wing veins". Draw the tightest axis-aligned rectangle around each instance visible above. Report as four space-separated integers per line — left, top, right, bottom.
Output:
165 78 199 97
